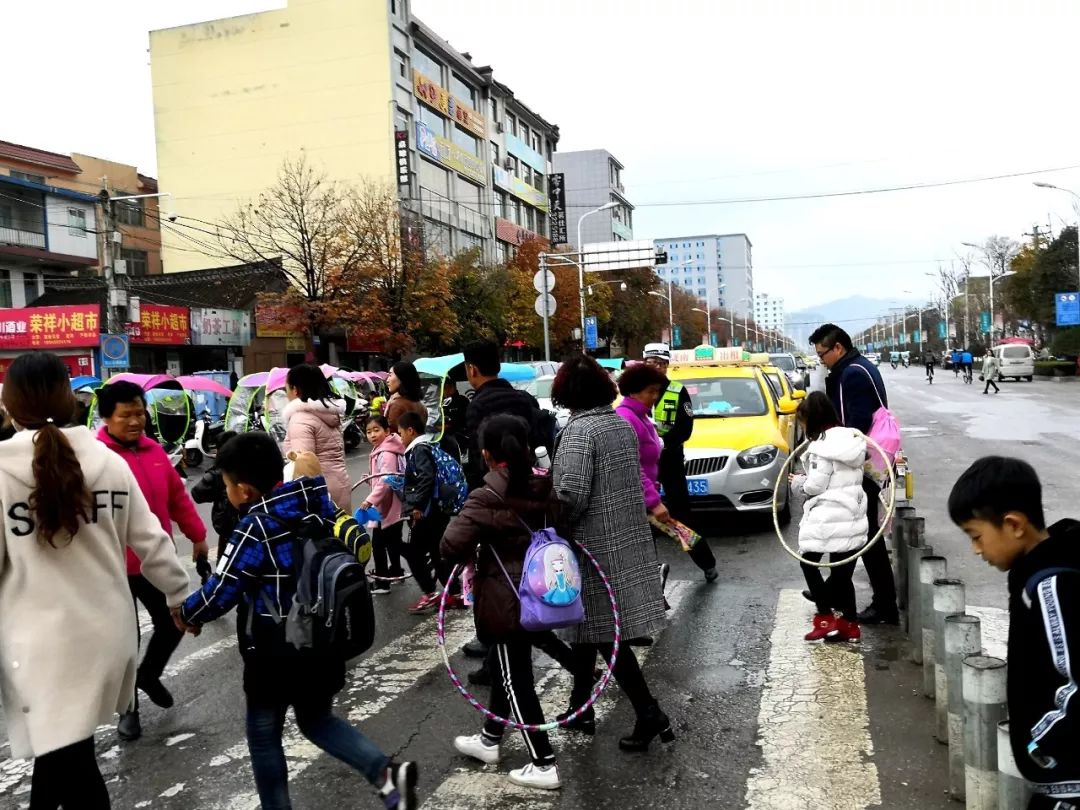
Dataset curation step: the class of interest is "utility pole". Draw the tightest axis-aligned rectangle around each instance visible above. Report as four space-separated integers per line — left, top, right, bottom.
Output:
97 189 124 336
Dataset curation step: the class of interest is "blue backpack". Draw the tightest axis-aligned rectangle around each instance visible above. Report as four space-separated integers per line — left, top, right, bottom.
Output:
429 443 468 516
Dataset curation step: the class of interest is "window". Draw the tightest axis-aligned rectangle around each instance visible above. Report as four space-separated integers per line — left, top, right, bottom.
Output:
394 49 408 79
495 241 507 264
536 210 546 235
494 190 508 219
413 47 442 82
489 97 499 123
67 207 86 237
609 161 621 187
417 103 447 136
23 272 39 305
0 203 11 228
508 156 519 177
120 248 148 276
452 126 479 156
533 170 543 189
507 113 517 136
520 122 530 144
509 199 521 225
532 132 542 152
490 142 500 165
0 270 10 308
114 194 144 227
525 207 535 232
10 170 45 185
450 73 475 106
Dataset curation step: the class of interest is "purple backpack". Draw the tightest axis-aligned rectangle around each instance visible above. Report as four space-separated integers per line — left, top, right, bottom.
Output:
488 490 585 631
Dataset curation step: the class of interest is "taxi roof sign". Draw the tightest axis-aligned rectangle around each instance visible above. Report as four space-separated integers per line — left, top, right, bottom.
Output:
670 346 771 367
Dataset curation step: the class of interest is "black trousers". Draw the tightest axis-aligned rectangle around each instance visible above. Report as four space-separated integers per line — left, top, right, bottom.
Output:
984 377 1000 393
370 521 405 578
481 641 556 766
570 643 655 718
801 551 857 620
860 478 898 613
30 737 110 810
659 447 717 573
129 573 184 710
405 513 451 594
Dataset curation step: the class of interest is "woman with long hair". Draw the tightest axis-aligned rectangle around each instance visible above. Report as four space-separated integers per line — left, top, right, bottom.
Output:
384 361 428 434
0 352 188 809
283 363 351 510
549 355 673 752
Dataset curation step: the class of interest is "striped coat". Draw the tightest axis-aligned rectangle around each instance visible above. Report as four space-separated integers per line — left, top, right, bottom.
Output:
553 406 666 644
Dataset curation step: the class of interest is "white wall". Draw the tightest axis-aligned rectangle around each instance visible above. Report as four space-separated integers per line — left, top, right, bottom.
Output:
45 196 97 259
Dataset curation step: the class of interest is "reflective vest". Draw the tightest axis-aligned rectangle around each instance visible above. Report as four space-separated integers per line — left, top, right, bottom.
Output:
652 381 684 437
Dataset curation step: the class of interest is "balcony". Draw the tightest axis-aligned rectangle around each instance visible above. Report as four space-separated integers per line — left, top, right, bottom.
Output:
0 226 46 250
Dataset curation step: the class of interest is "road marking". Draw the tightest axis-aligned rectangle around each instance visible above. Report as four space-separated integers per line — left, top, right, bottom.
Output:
744 589 881 809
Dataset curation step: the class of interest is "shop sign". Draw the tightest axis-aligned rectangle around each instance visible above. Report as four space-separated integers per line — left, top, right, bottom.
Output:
506 132 546 173
548 173 567 244
413 70 485 137
0 304 100 349
128 304 190 345
255 304 306 338
191 307 251 346
510 176 548 212
0 352 93 382
415 122 486 184
492 165 511 190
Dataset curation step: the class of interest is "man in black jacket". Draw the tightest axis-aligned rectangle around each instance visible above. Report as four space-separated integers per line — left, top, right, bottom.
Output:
810 323 898 625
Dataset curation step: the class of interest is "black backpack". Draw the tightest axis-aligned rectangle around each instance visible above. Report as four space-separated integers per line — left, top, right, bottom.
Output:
255 513 376 661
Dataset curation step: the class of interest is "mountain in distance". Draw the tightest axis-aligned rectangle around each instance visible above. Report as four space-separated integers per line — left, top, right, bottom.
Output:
785 295 922 346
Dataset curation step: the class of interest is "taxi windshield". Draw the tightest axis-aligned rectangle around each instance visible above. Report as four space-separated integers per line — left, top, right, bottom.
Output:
682 376 768 418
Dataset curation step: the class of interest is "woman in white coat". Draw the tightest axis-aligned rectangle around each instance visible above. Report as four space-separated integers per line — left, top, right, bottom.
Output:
791 391 868 643
0 353 189 809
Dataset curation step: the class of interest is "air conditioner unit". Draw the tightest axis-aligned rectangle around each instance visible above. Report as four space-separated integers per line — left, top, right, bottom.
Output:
495 122 505 134
502 157 513 170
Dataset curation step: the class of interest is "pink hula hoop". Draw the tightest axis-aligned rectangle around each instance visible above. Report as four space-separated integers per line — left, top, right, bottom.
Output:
436 540 622 732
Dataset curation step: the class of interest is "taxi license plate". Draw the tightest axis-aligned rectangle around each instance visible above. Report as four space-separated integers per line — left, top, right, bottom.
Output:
688 479 709 496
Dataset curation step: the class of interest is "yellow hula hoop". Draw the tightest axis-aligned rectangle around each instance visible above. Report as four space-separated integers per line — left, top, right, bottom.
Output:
772 431 898 569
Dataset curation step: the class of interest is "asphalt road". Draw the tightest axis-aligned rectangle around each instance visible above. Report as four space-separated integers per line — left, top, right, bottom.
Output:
0 374 1075 809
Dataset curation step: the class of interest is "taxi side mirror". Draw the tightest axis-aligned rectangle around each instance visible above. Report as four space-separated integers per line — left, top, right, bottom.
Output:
792 389 807 400
778 397 798 415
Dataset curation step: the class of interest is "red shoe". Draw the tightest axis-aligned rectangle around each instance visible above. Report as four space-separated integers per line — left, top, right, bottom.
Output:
407 593 439 614
827 617 861 643
804 613 838 641
446 593 467 610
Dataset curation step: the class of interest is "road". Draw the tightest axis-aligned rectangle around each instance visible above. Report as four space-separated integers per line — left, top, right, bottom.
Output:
0 372 1076 809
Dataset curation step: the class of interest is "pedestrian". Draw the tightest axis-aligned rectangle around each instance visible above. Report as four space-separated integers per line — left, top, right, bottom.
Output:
398 411 454 614
948 457 1080 810
439 378 470 462
550 355 673 752
791 392 867 642
384 361 428 435
96 380 209 741
191 430 240 562
641 344 719 581
283 363 351 511
981 351 1001 394
360 415 407 593
924 351 935 383
808 323 899 625
441 415 563 791
0 352 189 810
175 432 417 810
961 349 974 383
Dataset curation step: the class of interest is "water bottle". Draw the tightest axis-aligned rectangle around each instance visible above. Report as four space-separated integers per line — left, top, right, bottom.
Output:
535 446 551 470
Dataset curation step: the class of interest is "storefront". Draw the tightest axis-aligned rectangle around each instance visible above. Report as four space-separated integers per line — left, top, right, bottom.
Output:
0 304 100 382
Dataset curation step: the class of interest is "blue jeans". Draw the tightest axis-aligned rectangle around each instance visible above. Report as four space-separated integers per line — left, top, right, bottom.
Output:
246 695 389 809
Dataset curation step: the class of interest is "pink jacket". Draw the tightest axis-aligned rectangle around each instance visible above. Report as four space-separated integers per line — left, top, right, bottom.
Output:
96 427 207 574
615 397 663 511
367 432 406 526
284 397 351 510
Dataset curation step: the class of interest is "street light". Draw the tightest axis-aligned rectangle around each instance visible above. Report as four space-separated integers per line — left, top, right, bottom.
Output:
649 258 694 346
1033 182 1080 295
586 280 627 295
962 241 1016 344
691 307 711 339
576 202 620 350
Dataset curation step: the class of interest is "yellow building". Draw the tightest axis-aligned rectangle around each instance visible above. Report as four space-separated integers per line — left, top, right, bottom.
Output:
149 0 396 274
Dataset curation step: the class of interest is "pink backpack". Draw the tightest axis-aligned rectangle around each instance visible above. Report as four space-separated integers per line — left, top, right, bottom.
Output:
840 363 901 482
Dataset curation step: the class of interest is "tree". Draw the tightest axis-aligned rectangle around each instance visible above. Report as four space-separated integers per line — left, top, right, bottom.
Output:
603 267 665 358
448 248 513 346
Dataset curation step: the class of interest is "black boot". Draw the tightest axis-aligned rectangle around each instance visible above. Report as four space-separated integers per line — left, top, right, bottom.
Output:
618 704 674 752
556 706 595 735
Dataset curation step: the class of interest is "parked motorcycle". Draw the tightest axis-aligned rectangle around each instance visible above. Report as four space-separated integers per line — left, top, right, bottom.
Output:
184 408 226 468
343 397 369 451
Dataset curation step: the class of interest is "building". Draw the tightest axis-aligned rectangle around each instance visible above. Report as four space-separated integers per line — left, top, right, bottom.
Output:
551 149 634 248
754 292 785 333
653 233 754 318
150 0 559 274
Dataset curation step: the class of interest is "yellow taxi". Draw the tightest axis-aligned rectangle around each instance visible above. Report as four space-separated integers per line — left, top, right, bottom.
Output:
668 352 804 525
762 363 806 448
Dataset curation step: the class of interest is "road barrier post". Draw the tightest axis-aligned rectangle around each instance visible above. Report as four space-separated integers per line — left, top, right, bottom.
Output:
997 721 1033 809
913 554 946 665
894 506 917 612
945 614 982 799
931 578 965 708
963 655 1008 809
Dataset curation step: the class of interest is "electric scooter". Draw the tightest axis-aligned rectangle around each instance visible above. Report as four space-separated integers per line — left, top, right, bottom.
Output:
184 409 225 468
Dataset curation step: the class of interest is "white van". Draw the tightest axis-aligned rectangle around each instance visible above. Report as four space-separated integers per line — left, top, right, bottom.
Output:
991 344 1035 381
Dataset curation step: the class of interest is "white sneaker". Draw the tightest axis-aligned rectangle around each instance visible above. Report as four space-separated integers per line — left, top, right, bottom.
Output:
509 762 561 790
453 734 501 764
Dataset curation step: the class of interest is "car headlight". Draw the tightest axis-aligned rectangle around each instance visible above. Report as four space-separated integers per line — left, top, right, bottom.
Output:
737 445 779 469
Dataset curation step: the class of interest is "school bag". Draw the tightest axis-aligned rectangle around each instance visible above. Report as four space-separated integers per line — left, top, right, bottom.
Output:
840 363 901 484
488 490 584 631
254 513 376 660
428 442 469 515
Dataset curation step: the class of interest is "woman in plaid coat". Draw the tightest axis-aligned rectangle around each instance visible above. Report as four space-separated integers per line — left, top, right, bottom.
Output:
550 355 673 753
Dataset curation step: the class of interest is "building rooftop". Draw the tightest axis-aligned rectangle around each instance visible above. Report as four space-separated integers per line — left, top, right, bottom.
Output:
0 140 82 174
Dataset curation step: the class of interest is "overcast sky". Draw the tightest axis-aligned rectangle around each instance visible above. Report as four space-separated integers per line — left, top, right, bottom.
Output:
5 0 1080 314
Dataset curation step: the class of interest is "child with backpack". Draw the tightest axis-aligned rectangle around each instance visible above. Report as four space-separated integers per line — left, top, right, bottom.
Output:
440 414 566 791
175 432 418 809
398 411 467 614
949 457 1080 810
791 392 868 643
360 416 407 593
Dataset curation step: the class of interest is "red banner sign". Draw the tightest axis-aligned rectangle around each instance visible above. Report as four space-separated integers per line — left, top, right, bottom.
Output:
129 304 190 345
0 305 101 349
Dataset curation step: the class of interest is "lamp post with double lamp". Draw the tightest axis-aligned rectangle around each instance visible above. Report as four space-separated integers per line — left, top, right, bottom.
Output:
691 281 724 345
961 241 1016 344
575 202 621 351
586 279 627 295
1033 182 1080 295
649 258 694 347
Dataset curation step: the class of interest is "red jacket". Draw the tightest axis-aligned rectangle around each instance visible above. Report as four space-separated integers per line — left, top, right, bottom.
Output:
97 427 207 574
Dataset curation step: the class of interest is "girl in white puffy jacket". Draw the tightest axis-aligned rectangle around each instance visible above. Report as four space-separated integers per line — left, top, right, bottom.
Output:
791 392 868 642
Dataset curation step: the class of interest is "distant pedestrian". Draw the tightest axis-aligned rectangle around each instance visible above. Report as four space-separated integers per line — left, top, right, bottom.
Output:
384 361 428 435
283 364 351 510
961 350 974 383
924 351 935 383
809 323 898 626
360 415 407 592
0 352 188 810
981 352 1001 394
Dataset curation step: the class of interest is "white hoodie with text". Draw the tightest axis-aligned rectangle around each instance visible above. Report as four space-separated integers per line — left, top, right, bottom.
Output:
793 426 869 554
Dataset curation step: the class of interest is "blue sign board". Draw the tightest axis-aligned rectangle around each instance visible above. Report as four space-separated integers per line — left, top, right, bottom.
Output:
912 329 921 345
584 316 598 350
672 324 682 348
980 311 991 334
709 332 718 348
733 337 741 347
100 334 129 369
938 321 947 339
1055 292 1080 326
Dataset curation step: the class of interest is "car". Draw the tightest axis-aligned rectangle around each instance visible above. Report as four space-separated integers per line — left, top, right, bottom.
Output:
513 374 569 429
865 352 881 366
762 364 808 448
991 343 1035 382
768 353 807 390
668 357 800 525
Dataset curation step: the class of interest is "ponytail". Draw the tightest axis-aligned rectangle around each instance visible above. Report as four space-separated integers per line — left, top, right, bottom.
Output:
478 414 533 495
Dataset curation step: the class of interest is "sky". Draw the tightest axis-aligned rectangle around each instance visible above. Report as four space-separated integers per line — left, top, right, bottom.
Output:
5 0 1080 315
